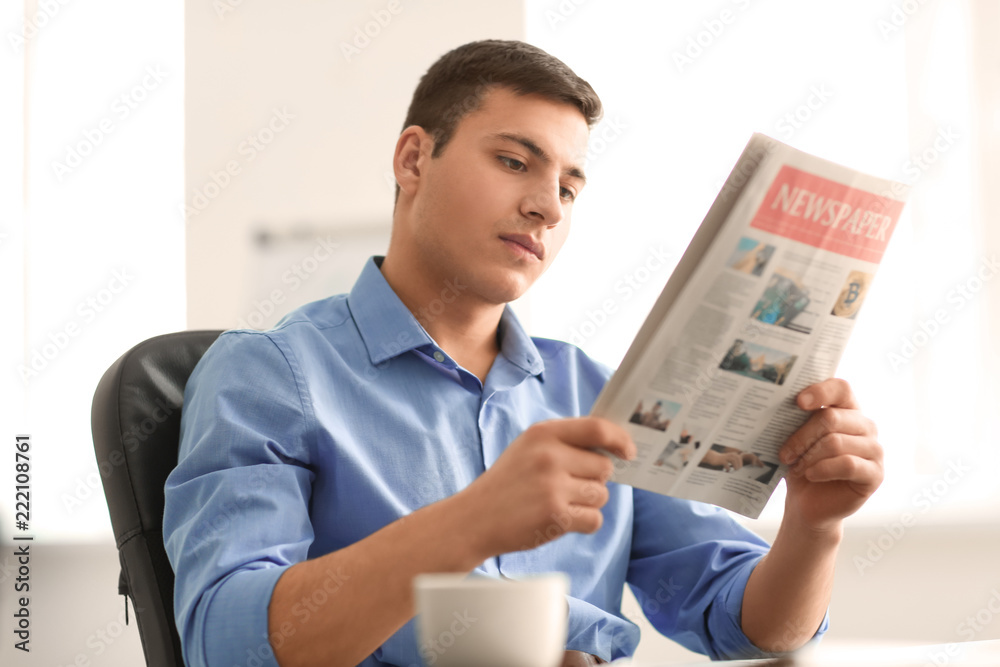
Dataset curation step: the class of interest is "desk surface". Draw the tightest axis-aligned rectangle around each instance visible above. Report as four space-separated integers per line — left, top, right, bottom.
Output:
631 638 1000 666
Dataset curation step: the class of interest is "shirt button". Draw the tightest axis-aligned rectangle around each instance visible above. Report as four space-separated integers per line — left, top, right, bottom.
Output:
433 350 445 363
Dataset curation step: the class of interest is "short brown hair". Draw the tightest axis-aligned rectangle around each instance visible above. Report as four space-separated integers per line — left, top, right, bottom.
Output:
402 39 603 158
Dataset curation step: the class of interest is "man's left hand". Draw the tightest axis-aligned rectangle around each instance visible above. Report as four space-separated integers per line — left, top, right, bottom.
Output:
779 378 883 532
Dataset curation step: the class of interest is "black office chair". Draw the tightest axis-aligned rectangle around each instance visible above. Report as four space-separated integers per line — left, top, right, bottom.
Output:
91 330 224 667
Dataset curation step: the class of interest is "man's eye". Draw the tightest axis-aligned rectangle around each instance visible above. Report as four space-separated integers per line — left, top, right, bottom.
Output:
560 186 576 202
498 156 526 171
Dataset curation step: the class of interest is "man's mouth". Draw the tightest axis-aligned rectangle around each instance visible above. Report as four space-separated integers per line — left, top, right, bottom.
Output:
499 234 545 260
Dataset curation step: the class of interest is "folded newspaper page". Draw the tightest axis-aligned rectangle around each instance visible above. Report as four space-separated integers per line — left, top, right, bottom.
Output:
591 133 909 518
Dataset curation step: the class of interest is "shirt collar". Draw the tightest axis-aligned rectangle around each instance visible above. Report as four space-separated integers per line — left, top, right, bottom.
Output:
497 304 546 378
347 256 545 377
348 256 433 365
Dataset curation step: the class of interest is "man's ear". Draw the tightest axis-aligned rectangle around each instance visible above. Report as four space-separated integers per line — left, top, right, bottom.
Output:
393 126 433 198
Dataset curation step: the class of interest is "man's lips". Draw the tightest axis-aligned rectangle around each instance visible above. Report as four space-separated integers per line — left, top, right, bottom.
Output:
499 234 545 260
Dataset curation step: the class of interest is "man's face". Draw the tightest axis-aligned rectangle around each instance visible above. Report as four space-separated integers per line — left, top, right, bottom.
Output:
406 86 591 306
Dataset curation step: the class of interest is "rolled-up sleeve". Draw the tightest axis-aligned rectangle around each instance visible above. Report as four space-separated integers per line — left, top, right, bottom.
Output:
163 331 317 667
626 489 828 660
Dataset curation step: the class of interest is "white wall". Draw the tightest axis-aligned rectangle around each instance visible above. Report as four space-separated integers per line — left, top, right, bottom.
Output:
4 0 186 543
184 0 526 330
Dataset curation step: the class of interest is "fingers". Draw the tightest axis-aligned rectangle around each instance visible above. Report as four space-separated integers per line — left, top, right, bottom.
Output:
797 378 859 410
499 418 636 540
557 477 609 535
570 478 610 508
520 427 618 482
787 429 882 472
534 417 637 461
565 506 604 534
781 406 876 466
563 448 617 483
531 478 608 538
785 378 865 466
792 452 884 494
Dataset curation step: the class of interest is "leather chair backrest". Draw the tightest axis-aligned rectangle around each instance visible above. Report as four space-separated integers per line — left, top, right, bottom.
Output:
91 330 223 667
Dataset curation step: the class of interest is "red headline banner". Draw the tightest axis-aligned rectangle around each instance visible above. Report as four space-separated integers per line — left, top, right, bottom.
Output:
749 165 904 263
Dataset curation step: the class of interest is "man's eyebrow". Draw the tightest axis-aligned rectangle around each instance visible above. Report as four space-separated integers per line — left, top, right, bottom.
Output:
491 132 587 184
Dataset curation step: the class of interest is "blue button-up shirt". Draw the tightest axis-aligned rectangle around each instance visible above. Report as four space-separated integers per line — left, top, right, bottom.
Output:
164 256 823 667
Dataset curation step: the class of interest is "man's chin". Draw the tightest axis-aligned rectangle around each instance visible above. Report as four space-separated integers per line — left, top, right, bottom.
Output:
476 275 535 306
499 266 546 299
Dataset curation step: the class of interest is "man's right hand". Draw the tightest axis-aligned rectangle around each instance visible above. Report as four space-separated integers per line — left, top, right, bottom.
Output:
268 417 634 667
451 417 636 559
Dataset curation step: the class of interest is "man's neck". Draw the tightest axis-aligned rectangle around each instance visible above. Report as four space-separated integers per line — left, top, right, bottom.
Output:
379 254 502 383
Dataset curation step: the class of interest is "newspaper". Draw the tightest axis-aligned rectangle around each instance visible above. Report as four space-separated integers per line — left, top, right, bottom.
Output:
591 133 909 518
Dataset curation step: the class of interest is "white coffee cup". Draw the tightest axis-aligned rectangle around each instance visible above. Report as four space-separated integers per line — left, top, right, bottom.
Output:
413 572 569 667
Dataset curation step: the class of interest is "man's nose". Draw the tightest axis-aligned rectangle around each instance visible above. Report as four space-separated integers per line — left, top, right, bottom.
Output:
521 179 565 227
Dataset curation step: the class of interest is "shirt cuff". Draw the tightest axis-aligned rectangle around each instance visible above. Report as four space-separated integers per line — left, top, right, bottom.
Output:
706 558 830 660
195 565 289 667
565 595 641 661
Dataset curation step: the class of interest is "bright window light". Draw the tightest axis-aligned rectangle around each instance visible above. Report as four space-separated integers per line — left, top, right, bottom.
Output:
524 0 995 524
3 2 184 542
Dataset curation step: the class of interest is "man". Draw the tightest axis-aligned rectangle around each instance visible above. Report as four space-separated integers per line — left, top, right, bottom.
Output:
164 40 883 667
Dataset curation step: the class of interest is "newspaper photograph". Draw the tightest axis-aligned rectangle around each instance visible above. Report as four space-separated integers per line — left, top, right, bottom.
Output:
591 133 909 518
